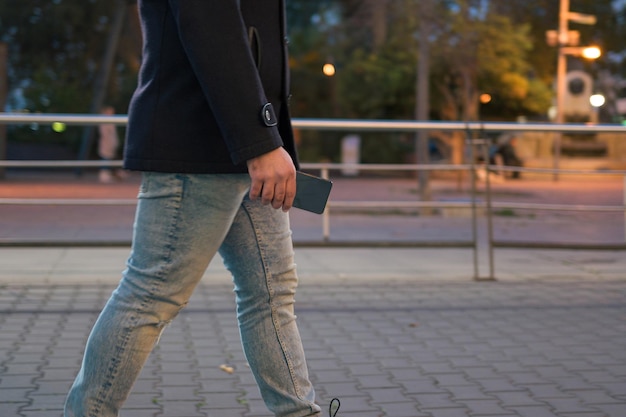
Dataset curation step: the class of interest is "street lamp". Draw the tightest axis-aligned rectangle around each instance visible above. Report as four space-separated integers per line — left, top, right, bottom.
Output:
581 46 601 60
549 0 599 180
322 61 338 116
322 63 336 77
559 45 601 60
590 94 606 108
479 93 492 104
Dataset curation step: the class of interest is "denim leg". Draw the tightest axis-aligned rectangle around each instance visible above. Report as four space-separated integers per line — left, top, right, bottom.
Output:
219 197 321 417
65 173 249 417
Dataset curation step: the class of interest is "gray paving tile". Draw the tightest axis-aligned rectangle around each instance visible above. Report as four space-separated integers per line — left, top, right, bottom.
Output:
423 408 472 417
493 391 548 408
543 397 599 413
458 399 513 415
507 406 561 417
1 256 625 417
0 402 30 416
22 393 66 411
378 401 423 417
444 385 493 401
574 390 625 404
589 403 626 417
409 393 457 409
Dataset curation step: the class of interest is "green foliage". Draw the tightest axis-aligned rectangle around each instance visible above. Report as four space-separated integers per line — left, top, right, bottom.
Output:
428 2 554 121
296 130 342 163
359 133 413 164
0 0 138 147
474 13 552 119
338 47 416 119
3 1 111 111
287 0 340 118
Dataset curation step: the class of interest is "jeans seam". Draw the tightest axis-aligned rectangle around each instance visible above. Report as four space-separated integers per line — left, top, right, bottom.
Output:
88 317 134 417
88 175 185 415
138 173 185 330
155 174 185 281
243 202 304 400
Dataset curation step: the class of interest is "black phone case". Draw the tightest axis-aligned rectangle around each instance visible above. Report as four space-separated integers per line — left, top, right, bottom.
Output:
293 172 333 214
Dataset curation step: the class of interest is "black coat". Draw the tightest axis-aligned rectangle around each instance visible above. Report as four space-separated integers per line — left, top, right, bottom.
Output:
123 0 297 173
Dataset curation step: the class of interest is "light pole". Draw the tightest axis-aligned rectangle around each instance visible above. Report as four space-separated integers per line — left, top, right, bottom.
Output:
549 0 598 180
415 0 434 211
322 61 339 117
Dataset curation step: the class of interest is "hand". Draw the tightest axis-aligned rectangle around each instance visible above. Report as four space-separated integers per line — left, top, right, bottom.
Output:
246 148 296 212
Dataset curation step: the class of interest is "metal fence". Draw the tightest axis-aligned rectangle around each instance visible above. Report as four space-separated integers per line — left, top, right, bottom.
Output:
1 113 626 280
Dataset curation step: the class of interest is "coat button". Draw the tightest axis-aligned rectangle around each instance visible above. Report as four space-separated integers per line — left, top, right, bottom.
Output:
261 103 278 127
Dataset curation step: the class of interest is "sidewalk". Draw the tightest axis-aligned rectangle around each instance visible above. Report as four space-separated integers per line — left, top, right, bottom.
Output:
1 173 625 416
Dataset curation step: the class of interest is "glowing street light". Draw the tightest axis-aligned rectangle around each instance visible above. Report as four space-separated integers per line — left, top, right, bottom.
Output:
322 63 336 77
590 94 605 108
479 93 492 104
560 45 602 60
581 46 601 60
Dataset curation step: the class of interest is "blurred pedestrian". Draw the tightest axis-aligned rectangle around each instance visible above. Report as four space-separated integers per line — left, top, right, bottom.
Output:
491 136 523 179
97 105 120 183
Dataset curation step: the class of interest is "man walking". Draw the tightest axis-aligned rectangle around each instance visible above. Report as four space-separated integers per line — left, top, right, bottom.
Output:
65 1 326 416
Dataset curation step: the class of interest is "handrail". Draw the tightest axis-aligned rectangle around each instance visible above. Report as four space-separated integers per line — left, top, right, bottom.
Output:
293 118 626 133
1 160 625 176
1 113 626 280
1 113 626 133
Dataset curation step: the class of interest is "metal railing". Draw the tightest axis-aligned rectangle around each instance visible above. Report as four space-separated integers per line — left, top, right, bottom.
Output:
1 113 626 280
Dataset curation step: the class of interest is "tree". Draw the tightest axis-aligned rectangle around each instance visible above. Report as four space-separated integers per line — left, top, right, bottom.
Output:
291 0 554 121
286 0 339 118
0 0 140 149
428 1 553 122
284 0 558 164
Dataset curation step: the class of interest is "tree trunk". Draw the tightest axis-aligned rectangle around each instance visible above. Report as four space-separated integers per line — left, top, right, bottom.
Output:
416 0 434 209
76 0 128 164
369 0 389 50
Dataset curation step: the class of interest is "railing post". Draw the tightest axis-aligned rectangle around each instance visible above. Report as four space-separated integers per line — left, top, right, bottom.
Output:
468 134 496 281
483 141 496 281
467 131 480 280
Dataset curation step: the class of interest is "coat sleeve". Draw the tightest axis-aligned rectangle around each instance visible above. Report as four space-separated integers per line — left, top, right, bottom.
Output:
167 0 283 165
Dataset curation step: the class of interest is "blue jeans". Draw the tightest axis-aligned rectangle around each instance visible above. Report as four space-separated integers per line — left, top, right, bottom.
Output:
65 173 321 417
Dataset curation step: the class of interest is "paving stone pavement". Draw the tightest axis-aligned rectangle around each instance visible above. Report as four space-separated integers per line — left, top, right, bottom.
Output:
1 174 626 416
1 263 625 417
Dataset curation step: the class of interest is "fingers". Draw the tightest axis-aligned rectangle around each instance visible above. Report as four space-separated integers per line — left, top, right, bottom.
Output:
249 177 263 202
274 174 296 211
253 172 296 211
246 148 297 211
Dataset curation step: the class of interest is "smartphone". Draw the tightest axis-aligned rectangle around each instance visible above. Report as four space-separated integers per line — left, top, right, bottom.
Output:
293 171 333 214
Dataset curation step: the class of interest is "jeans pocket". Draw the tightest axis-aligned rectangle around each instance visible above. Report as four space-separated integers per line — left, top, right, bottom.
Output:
138 172 185 201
